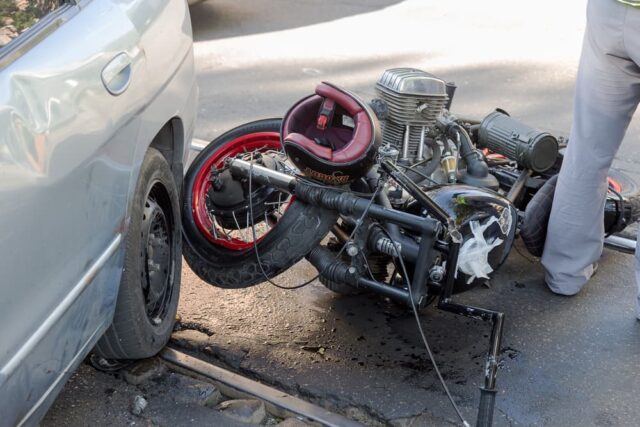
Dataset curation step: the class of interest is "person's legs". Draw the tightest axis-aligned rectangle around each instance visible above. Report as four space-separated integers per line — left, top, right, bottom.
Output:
628 7 640 320
542 0 640 295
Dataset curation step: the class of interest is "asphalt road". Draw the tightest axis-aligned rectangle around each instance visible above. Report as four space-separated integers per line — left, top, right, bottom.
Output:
45 1 640 426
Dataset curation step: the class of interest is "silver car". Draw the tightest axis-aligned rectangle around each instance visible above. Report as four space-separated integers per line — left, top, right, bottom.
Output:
0 1 197 424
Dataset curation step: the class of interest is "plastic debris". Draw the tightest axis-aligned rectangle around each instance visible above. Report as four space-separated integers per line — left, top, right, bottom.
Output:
131 395 148 416
457 217 502 283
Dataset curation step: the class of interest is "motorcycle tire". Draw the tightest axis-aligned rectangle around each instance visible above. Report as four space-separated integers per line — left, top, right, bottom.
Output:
520 169 640 257
182 119 338 289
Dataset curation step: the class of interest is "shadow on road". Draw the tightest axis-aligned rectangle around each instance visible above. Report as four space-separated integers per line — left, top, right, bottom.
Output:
196 58 576 141
189 0 405 42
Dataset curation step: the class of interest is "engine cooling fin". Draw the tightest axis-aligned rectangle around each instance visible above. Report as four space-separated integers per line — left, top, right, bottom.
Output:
375 68 449 127
375 68 449 162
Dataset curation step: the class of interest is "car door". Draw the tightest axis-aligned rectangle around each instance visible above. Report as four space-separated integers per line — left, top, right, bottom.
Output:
0 1 149 423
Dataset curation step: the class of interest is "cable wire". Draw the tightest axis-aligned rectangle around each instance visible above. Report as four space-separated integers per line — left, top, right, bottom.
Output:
374 224 470 427
246 154 382 290
393 162 440 186
246 154 468 425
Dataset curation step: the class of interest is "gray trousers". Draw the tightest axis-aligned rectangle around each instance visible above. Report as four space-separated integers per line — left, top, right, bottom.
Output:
541 0 640 317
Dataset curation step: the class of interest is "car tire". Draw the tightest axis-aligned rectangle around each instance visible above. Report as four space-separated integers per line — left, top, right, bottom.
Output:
95 148 181 359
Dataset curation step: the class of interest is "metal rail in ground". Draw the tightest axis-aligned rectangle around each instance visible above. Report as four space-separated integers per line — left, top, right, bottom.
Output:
160 347 364 427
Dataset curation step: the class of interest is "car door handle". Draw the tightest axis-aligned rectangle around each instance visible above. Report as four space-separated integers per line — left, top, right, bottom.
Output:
101 52 132 96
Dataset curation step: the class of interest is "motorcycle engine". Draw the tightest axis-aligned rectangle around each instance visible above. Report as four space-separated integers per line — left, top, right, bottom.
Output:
371 68 517 290
373 68 450 165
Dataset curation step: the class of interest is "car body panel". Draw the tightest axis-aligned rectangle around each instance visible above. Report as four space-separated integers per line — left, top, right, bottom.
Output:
0 0 197 424
3 236 124 426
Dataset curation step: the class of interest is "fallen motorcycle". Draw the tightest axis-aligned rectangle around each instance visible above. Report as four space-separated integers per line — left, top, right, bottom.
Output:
182 68 639 426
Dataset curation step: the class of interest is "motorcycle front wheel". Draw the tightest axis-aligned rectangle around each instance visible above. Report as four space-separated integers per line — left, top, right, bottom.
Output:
182 118 337 288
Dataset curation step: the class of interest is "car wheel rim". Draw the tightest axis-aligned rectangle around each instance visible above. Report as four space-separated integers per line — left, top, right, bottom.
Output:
142 182 174 325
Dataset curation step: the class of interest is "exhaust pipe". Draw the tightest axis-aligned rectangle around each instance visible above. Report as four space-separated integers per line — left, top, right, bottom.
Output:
604 235 636 255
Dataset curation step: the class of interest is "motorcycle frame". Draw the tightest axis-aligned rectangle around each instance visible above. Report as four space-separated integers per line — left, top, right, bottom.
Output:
230 157 504 426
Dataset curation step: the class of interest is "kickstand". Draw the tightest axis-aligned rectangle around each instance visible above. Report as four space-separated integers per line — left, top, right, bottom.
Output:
438 300 505 427
437 243 505 427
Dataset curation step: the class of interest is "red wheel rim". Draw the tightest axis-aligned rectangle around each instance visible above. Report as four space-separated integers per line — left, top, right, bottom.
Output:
608 177 622 194
191 131 288 250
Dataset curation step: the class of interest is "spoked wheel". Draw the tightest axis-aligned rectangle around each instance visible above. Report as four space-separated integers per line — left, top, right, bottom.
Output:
182 118 337 289
190 124 289 250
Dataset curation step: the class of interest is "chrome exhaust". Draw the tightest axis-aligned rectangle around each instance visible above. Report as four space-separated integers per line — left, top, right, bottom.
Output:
604 235 636 255
229 158 297 192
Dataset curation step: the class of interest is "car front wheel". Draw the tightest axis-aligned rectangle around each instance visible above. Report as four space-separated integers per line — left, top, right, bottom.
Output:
96 147 181 359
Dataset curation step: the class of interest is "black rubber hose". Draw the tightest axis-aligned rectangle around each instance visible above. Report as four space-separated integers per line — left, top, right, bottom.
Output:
306 246 357 287
420 138 442 177
450 124 489 178
364 167 381 190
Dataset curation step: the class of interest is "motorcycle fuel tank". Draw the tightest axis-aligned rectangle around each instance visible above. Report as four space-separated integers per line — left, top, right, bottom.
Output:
422 185 517 290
